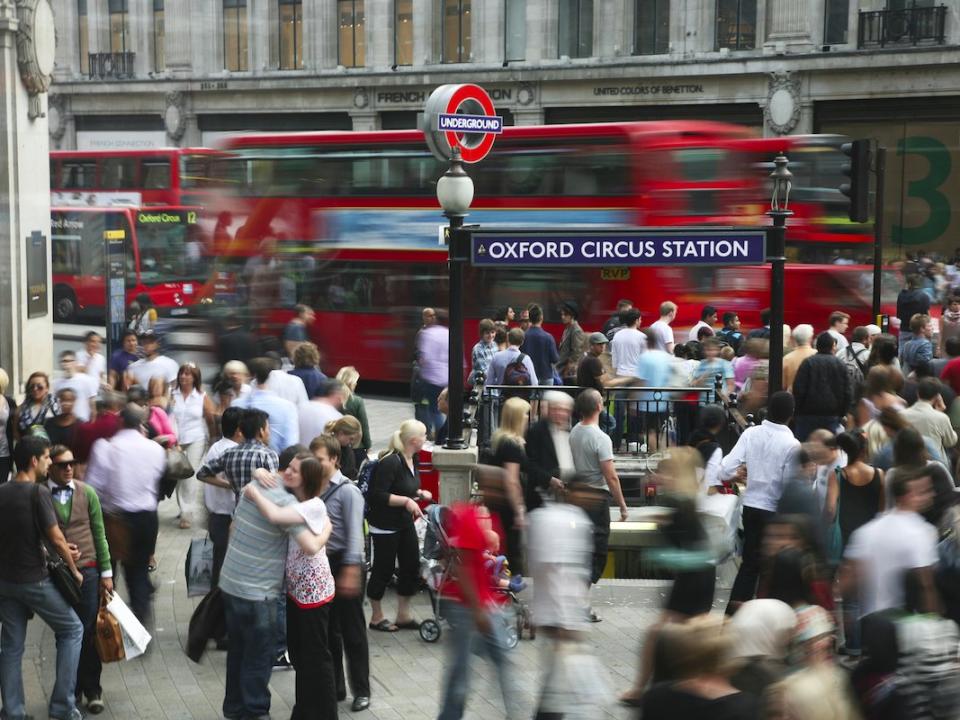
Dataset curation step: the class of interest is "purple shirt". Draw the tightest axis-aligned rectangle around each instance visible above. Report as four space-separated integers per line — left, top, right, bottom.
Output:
418 325 449 387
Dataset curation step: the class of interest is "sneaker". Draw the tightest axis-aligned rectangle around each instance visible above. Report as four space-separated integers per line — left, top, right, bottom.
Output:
272 651 292 671
86 693 105 715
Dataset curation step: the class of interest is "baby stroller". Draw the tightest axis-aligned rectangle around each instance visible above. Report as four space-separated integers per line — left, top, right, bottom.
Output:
417 504 532 648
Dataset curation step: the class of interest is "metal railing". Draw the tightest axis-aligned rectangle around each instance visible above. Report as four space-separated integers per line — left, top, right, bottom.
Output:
857 5 946 48
475 384 738 455
87 52 136 80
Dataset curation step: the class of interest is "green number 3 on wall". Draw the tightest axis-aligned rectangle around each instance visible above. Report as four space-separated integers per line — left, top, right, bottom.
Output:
894 136 952 246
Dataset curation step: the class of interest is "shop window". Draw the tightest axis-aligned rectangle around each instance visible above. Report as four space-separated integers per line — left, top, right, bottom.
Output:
154 0 165 71
716 0 756 49
442 0 471 63
280 0 304 69
224 0 249 71
558 0 593 58
635 0 669 54
78 0 89 74
109 0 129 53
504 0 525 61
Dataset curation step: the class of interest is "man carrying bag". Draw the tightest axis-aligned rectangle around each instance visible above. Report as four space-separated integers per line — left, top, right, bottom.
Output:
48 444 114 715
0 436 84 720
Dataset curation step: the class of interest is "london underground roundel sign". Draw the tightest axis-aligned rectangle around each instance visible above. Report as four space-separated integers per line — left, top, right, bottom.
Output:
423 84 503 164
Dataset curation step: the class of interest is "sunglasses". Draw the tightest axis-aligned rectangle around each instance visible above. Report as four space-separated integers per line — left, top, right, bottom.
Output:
28 384 46 391
53 460 75 468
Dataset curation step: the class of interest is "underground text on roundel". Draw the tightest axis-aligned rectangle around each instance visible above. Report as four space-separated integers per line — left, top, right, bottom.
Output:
470 232 766 266
437 113 504 134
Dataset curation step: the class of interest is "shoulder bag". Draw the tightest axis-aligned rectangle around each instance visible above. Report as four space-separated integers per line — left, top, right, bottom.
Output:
31 484 82 607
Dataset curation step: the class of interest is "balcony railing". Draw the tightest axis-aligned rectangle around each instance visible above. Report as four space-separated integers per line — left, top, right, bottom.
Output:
858 5 947 48
87 52 135 80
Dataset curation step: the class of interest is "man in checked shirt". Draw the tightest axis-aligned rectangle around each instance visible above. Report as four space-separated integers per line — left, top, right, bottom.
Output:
197 409 279 501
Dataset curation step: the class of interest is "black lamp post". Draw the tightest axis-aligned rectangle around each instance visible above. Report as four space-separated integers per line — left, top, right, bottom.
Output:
436 149 473 450
767 153 792 400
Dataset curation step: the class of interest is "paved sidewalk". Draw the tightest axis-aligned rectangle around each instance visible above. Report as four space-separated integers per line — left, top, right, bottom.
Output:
18 397 731 720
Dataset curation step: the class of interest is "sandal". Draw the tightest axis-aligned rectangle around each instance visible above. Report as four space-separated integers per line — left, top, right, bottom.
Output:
368 619 398 632
395 620 419 630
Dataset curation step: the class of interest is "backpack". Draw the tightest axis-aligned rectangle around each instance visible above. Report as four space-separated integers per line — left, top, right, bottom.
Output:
843 345 867 394
355 456 380 518
501 353 532 399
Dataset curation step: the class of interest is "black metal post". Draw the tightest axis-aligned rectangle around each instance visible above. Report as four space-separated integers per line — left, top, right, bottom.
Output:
444 216 468 450
767 211 789 399
872 145 886 320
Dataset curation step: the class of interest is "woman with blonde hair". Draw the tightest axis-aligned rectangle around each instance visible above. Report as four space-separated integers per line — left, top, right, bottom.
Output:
0 368 15 482
490 396 532 574
366 419 432 632
324 415 362 480
336 366 371 463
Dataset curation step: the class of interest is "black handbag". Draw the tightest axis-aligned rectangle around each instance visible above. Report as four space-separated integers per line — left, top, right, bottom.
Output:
31 484 83 607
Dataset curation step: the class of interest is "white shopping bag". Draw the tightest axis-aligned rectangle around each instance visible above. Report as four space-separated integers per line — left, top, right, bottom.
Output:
105 592 152 660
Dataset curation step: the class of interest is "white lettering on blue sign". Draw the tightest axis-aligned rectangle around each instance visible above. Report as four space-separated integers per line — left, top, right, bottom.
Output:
437 113 504 134
471 232 766 267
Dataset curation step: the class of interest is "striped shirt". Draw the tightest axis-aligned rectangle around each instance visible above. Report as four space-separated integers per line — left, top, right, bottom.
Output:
218 486 305 601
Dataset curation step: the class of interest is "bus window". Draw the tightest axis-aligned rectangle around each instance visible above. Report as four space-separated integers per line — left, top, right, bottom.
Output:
49 160 59 186
135 212 205 283
62 161 97 189
142 159 172 189
101 157 137 189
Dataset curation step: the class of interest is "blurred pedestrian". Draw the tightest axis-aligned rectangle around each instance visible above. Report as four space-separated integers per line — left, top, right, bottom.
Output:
196 408 279 497
896 274 930 356
416 309 449 439
901 377 957 460
721 391 801 614
883 427 954 526
84 406 165 623
76 331 106 386
717 312 744 355
107 330 139 391
641 616 759 720
525 390 576 510
128 292 157 336
72 391 123 466
648 301 678 354
728 599 796 701
901 314 934 375
336 366 372 463
125 330 178 393
437 465 519 720
826 311 851 354
767 664 862 720
282 303 315 360
233 358 300 453
490 396 533 574
792 332 850 441
288 342 328 400
527 480 597 719
217 360 251 409
556 301 588 384
570 389 629 621
783 325 816 393
603 298 634 337
324 415 362 481
198 406 244 590
44 388 79 449
367 420 430 632
688 305 718 343
299 379 345 444
170 363 217 529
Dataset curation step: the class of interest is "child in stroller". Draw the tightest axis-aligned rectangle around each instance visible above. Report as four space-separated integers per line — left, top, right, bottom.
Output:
418 503 533 647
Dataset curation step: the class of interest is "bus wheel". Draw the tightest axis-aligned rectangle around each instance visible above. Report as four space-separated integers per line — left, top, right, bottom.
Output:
54 287 76 322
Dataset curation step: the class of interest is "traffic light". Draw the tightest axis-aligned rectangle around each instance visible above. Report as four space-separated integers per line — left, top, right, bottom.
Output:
840 139 871 223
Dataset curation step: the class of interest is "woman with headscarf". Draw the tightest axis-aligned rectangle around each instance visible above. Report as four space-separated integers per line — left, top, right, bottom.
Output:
729 599 797 700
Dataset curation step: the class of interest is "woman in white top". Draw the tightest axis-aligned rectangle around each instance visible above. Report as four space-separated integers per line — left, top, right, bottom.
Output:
170 363 217 529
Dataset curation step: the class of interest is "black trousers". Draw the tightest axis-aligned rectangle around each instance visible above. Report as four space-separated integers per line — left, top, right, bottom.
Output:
0 456 11 483
367 525 419 601
120 510 158 623
583 491 612 584
328 553 371 699
208 512 231 589
286 598 338 720
727 506 775 613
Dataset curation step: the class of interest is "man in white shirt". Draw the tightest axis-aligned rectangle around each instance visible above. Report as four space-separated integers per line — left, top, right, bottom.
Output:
126 331 179 391
687 305 718 343
901 377 958 458
252 354 309 408
233 359 300 454
649 301 677 354
843 469 939 618
76 331 106 385
298 380 346 445
610 308 646 379
719 391 800 614
54 350 99 422
84 407 165 622
826 310 851 354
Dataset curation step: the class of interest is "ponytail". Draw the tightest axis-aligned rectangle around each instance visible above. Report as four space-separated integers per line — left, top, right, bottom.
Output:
380 419 427 459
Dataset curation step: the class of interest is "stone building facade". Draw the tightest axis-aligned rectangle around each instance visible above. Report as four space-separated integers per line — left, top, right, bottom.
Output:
48 0 960 253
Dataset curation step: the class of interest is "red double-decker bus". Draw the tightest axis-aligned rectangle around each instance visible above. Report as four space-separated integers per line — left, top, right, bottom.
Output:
50 148 219 208
202 122 895 383
51 206 207 322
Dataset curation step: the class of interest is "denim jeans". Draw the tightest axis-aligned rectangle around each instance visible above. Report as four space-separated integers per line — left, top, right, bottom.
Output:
75 567 103 700
222 592 279 719
437 600 518 720
0 577 83 720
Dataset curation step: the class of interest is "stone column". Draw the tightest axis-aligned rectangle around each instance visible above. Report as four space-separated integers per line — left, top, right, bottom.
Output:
51 0 76 79
0 0 55 386
764 0 815 50
432 447 477 505
365 0 391 68
412 0 433 64
249 0 271 72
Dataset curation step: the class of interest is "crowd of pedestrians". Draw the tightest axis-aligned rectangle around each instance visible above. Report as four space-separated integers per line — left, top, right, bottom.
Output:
5 280 960 720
